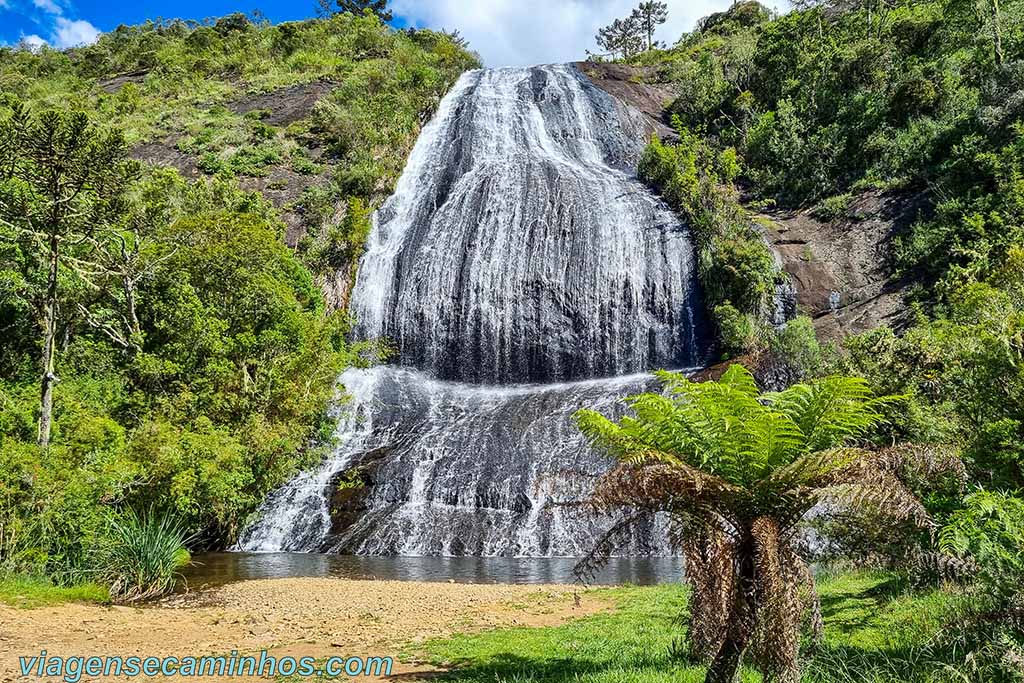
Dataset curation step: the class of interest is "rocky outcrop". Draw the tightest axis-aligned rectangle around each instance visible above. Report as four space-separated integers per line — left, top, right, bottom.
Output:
574 62 680 141
581 65 917 343
227 80 335 126
130 80 337 249
756 191 922 341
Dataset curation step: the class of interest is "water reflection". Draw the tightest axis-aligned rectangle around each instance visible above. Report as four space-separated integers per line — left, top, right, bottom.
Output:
181 553 684 591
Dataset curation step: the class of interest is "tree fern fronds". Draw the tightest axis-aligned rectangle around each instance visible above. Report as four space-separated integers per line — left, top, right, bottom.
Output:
876 443 967 491
817 481 931 527
572 512 648 586
767 448 870 490
716 363 760 398
591 462 740 517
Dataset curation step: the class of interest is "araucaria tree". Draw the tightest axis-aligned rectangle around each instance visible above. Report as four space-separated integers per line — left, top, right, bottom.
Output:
631 1 668 51
576 365 945 683
0 105 136 448
595 16 644 60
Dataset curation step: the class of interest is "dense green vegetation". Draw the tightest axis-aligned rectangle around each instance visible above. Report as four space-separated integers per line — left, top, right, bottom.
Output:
630 0 1024 308
0 11 478 599
575 366 964 682
586 1 1024 679
410 572 982 683
637 119 778 353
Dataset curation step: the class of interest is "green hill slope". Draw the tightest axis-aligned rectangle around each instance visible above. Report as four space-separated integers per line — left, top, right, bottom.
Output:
0 12 478 576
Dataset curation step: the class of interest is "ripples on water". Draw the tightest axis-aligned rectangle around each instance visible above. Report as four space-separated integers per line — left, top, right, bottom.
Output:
183 553 685 590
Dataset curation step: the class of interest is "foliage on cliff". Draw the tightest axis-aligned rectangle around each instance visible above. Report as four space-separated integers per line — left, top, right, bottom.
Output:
0 11 479 275
629 0 1024 292
637 118 778 354
610 1 1024 676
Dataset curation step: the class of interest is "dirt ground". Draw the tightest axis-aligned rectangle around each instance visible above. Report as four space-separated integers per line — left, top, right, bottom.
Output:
0 578 607 682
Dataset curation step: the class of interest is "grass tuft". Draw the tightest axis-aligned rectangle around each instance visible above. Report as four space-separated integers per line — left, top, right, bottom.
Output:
96 508 191 603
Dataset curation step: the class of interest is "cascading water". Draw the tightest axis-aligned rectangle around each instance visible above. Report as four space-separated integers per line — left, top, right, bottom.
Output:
237 64 707 557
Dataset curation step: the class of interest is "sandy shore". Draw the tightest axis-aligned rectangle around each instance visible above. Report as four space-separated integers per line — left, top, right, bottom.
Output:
1 578 607 682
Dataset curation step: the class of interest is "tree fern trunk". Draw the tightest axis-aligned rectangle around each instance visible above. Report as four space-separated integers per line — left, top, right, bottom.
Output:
705 530 756 683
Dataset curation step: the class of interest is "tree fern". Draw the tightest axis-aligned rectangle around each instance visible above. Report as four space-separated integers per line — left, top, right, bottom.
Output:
574 363 938 683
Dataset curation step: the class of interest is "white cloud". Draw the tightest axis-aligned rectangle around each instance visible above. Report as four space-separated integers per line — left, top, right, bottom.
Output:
393 0 747 67
51 16 99 47
20 33 48 50
32 0 63 15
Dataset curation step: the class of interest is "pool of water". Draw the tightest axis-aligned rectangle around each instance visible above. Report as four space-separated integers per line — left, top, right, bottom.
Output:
181 553 684 591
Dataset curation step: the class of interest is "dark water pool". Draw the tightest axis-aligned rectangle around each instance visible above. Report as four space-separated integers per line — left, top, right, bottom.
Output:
181 553 684 591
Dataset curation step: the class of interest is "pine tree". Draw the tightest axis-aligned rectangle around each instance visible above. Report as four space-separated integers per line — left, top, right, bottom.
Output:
336 0 392 22
631 1 669 51
595 16 644 60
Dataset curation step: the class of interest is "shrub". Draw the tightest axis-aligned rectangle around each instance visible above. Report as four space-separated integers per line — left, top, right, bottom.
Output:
638 122 781 353
713 302 757 356
95 508 190 603
771 315 823 379
814 193 852 221
941 491 1024 606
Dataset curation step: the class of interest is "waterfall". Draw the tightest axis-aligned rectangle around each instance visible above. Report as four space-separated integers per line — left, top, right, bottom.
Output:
238 64 707 557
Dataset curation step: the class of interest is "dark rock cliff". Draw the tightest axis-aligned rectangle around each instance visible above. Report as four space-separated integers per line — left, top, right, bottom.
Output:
579 63 914 343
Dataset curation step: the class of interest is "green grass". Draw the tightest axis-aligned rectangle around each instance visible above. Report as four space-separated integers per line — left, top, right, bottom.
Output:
405 572 975 683
0 574 110 609
404 584 758 683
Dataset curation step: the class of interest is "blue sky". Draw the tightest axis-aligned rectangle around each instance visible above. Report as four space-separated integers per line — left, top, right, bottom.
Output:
0 0 781 67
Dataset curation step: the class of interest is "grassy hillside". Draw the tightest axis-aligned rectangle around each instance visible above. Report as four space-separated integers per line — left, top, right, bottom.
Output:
1 12 479 289
0 12 478 586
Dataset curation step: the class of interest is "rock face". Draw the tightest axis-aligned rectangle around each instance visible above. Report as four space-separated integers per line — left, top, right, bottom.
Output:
578 64 915 343
130 81 338 250
574 62 680 141
237 65 708 557
756 191 921 341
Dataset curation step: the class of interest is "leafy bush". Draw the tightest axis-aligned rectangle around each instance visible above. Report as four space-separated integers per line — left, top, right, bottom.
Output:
713 302 757 356
814 194 852 221
96 508 190 603
638 120 779 353
941 491 1024 605
771 315 823 380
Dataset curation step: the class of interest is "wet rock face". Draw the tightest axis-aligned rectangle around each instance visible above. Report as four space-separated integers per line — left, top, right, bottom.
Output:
351 65 707 384
238 66 708 557
242 366 675 557
574 62 681 142
756 190 923 341
318 368 670 557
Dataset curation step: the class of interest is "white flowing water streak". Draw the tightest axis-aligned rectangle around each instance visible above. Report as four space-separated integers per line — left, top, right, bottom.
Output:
233 368 381 552
352 64 704 383
242 366 682 556
238 64 708 556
